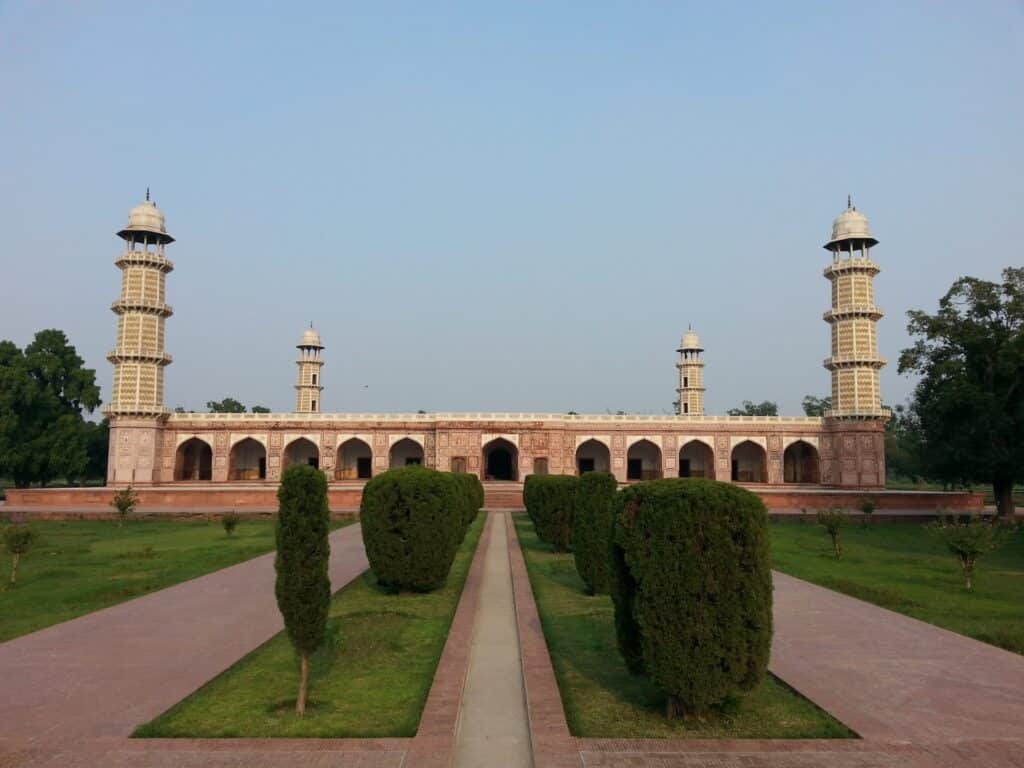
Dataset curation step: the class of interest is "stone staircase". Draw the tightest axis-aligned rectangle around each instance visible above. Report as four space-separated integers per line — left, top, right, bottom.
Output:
483 482 525 509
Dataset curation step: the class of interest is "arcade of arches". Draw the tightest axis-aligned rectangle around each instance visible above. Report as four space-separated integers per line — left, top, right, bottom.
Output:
576 439 610 474
337 438 372 480
731 440 767 483
678 440 714 479
174 438 212 481
627 439 663 481
784 440 821 484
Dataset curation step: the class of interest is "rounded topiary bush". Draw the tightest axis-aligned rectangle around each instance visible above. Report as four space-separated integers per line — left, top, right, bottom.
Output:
611 478 772 717
523 474 578 552
360 466 462 591
450 471 485 534
572 471 618 594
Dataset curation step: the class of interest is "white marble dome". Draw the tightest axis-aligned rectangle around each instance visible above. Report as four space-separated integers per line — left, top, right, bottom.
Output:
118 199 173 242
299 327 323 348
679 329 702 350
826 202 878 249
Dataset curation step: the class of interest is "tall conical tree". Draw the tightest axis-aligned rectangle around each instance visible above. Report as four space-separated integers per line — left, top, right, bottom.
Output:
274 464 331 716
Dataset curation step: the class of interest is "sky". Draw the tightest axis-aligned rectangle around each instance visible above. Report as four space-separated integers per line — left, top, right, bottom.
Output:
1 2 1021 416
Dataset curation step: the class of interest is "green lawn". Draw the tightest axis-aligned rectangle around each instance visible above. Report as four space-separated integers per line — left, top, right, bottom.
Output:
0 518 300 642
135 513 485 738
770 520 1024 655
513 515 852 739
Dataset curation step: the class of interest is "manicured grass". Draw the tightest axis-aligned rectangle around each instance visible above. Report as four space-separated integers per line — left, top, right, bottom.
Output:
0 518 303 642
135 513 485 738
513 515 852 739
770 520 1024 655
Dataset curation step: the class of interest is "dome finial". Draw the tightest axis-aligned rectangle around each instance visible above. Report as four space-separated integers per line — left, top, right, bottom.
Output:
146 187 150 202
847 193 852 210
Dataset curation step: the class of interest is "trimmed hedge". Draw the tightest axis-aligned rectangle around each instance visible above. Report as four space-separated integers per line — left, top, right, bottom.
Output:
572 471 618 594
450 472 485 534
524 474 578 552
611 478 772 717
360 466 463 591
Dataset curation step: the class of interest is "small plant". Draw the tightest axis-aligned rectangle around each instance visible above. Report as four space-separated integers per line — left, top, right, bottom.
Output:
5 525 37 586
816 508 846 559
798 508 808 524
925 514 1015 591
859 497 876 528
223 510 240 537
111 486 139 527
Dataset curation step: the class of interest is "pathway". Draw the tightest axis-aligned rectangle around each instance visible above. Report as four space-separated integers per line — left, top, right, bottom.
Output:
453 512 533 767
0 524 369 750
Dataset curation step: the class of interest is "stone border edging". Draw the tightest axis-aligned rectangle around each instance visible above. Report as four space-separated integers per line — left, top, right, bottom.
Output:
505 512 581 768
404 511 496 768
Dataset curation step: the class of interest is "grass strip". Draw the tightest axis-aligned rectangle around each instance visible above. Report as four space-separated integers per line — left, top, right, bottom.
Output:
135 513 485 738
513 515 852 739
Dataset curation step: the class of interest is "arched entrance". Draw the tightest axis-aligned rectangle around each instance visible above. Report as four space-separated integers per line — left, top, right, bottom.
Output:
575 439 610 475
283 438 319 470
337 438 373 480
175 438 212 481
731 440 767 483
784 440 820 484
678 440 714 479
229 438 266 481
627 439 662 481
389 438 424 468
483 438 518 481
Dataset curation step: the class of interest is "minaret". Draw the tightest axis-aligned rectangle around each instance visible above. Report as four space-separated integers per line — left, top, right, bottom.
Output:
822 198 886 417
295 326 324 413
106 192 174 416
675 327 705 416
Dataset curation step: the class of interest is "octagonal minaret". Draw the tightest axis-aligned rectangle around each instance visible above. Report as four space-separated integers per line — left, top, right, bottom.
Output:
106 192 174 416
295 326 324 413
822 198 886 418
675 327 705 415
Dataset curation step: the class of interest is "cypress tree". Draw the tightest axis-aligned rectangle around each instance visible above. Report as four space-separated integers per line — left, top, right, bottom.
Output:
274 464 332 716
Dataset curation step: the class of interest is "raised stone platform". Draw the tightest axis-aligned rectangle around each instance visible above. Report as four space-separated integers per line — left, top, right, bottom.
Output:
3 482 984 519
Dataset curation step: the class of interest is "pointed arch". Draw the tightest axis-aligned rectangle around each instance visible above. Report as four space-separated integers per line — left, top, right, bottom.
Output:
175 437 213 481
783 440 821 484
731 440 767 483
575 438 611 475
679 439 715 479
482 437 518 481
627 439 662 481
389 437 424 468
229 437 266 481
337 438 373 480
283 437 319 470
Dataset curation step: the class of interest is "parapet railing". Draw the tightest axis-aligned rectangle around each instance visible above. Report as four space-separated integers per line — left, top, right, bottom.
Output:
166 412 826 425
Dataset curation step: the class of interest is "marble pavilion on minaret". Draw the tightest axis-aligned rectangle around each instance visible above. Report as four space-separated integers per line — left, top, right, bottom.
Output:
822 198 887 418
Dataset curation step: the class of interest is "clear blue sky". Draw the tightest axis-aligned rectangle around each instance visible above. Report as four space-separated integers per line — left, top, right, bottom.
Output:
1 2 1021 415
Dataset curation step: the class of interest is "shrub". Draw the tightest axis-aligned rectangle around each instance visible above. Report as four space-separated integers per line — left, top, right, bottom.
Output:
523 474 578 551
222 510 240 537
859 497 876 528
5 525 37 586
450 472 485 535
816 508 846 559
610 478 772 718
925 514 1015 591
110 486 139 527
275 464 332 716
360 466 462 591
572 471 618 594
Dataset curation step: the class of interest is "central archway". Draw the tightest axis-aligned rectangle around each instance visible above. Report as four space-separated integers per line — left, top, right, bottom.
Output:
175 437 212 481
283 438 319 470
390 438 424 468
627 439 662 481
784 440 820 484
229 438 266 481
575 439 610 475
482 438 518 481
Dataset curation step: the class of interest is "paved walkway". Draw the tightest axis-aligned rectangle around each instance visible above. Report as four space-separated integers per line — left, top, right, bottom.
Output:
0 524 369 751
453 513 532 767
